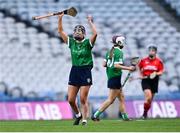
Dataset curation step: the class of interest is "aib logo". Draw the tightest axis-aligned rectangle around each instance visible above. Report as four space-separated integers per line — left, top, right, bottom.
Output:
133 101 178 118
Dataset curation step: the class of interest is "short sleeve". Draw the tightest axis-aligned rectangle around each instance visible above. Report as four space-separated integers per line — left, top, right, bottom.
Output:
138 59 143 69
89 39 93 47
87 39 93 49
158 59 164 72
114 51 123 65
68 36 73 48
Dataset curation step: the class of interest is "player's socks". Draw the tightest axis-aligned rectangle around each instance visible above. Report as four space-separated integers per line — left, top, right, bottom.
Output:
75 112 82 118
143 103 151 118
94 110 102 118
143 111 147 118
91 110 101 121
118 112 122 118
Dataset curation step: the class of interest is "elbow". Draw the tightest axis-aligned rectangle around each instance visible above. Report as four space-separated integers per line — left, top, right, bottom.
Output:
58 28 63 34
94 31 98 36
58 32 62 38
58 30 63 37
114 64 119 69
93 32 97 38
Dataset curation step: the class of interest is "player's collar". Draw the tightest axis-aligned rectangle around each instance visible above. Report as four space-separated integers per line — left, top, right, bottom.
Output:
114 46 122 51
148 56 156 60
75 38 85 43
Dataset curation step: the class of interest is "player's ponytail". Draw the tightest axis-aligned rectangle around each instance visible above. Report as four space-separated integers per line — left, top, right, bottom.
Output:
109 35 125 59
109 46 115 59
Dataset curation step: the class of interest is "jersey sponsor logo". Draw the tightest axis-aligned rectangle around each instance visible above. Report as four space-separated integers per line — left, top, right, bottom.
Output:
145 61 149 64
72 49 86 54
143 65 158 71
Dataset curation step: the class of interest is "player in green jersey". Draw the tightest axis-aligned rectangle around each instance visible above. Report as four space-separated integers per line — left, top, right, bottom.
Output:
58 13 97 125
92 35 135 121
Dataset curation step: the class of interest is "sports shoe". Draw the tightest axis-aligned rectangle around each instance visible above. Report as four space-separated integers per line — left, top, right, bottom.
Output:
140 115 147 120
122 117 132 121
91 115 100 121
82 120 87 126
141 111 148 120
122 113 131 121
73 115 82 125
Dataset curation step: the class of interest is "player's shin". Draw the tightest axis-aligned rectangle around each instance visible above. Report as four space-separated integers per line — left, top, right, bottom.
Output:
143 102 151 117
81 101 89 120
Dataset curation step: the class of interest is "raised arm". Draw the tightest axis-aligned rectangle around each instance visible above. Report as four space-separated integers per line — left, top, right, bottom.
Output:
87 15 97 45
58 13 68 44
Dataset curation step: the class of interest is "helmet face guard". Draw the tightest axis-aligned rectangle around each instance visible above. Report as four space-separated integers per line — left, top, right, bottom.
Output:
112 35 125 49
73 25 86 41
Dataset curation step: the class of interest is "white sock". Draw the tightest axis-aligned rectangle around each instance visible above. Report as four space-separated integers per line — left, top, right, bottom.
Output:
82 119 87 123
75 112 81 118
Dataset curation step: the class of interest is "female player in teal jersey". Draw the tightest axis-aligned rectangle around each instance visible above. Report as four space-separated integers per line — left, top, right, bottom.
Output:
92 35 135 121
58 13 97 125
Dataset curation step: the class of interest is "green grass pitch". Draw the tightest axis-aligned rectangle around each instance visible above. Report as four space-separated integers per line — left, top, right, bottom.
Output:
0 118 180 132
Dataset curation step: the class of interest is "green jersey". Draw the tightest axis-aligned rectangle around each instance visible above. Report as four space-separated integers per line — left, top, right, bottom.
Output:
68 37 93 66
105 47 123 80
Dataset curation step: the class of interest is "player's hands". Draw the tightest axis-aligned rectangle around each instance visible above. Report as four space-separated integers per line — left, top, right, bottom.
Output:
149 71 157 79
129 66 136 71
139 75 144 79
87 15 93 23
58 13 64 18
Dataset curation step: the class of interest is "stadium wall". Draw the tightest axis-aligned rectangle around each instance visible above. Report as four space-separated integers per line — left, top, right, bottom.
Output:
0 101 73 120
91 100 180 119
0 100 180 120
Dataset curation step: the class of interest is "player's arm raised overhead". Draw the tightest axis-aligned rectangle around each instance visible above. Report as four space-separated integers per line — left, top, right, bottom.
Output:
58 13 68 44
87 15 97 45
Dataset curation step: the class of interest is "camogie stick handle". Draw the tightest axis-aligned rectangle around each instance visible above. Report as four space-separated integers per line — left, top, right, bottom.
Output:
32 13 56 20
122 72 131 88
121 57 140 88
32 7 77 20
129 76 149 82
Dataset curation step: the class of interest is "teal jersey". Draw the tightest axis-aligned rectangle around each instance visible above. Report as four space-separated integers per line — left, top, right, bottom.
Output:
68 37 93 66
105 47 123 80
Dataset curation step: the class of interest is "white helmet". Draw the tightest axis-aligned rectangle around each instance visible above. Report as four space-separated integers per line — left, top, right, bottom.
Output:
112 35 125 48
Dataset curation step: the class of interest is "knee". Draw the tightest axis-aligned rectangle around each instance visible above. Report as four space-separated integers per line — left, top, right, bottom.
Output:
68 98 75 105
119 94 125 102
80 97 87 105
147 98 152 104
107 98 115 105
